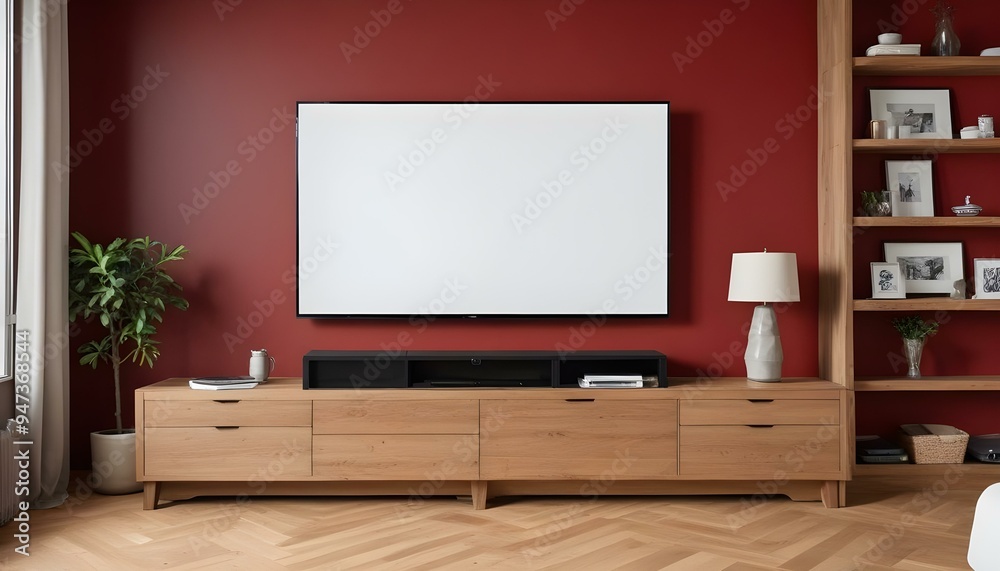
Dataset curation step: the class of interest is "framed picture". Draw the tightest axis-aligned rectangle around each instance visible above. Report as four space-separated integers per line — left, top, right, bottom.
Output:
870 262 906 299
869 88 952 139
973 258 1000 299
883 242 964 295
885 160 934 217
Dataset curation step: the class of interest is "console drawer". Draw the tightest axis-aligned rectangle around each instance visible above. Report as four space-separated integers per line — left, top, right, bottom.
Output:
480 399 677 479
144 400 311 428
680 399 839 426
679 425 841 478
144 427 311 479
313 434 479 480
313 400 478 434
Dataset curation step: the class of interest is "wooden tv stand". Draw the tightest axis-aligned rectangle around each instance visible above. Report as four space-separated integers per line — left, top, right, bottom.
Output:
136 374 848 510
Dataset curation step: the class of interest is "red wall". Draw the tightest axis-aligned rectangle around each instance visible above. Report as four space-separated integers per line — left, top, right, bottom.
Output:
67 0 822 466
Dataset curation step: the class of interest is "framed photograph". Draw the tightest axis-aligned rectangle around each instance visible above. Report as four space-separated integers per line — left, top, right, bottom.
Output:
870 262 906 299
869 88 952 139
883 242 964 295
973 258 1000 299
885 160 934 217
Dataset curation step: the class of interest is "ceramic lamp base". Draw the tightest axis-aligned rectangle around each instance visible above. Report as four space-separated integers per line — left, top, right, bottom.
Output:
745 304 784 382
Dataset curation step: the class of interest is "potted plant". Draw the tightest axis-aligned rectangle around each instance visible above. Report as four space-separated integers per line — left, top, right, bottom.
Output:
861 190 892 217
68 233 189 494
891 315 939 378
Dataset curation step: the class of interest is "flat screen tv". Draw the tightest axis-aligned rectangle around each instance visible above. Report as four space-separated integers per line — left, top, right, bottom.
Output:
296 101 669 318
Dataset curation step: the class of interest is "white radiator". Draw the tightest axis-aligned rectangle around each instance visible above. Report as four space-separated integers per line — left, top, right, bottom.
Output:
0 419 16 526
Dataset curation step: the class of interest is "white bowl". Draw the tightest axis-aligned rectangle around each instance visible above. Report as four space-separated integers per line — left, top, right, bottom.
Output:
878 33 902 45
980 47 1000 56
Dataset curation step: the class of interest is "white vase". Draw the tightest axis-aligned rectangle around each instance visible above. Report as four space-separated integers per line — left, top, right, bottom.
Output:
90 429 142 495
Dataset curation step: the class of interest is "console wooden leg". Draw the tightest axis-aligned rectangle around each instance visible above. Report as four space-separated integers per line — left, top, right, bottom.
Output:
143 482 161 510
471 481 488 510
821 480 840 508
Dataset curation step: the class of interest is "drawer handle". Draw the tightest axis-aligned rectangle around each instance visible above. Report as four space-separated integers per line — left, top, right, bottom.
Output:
747 399 774 404
565 399 595 403
215 426 240 430
213 400 241 404
747 425 774 428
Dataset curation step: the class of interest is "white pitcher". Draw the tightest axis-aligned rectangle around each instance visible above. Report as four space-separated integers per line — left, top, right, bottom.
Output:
249 349 275 383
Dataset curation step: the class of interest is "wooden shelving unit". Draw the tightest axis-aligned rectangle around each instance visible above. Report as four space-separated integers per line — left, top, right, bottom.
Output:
855 376 1000 391
854 462 998 477
853 298 1000 311
853 138 1000 153
853 56 1000 76
854 216 1000 227
819 0 1000 489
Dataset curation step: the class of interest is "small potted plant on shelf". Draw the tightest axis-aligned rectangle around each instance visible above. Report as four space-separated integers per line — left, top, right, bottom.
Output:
891 315 939 379
861 190 892 217
68 232 189 494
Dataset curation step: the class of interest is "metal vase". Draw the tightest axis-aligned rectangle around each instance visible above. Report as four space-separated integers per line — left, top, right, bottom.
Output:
903 338 925 378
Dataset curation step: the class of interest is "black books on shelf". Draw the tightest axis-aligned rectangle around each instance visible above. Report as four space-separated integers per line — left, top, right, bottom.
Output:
856 435 909 464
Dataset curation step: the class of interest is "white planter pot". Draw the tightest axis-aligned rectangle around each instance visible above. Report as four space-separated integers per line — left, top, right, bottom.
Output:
90 429 142 495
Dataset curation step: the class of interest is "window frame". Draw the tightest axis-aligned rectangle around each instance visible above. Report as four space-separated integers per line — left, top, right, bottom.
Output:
0 0 14 382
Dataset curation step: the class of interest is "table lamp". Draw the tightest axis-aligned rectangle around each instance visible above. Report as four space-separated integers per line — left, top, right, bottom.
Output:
727 250 800 382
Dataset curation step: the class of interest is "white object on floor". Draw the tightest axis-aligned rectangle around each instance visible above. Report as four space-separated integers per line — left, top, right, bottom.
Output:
968 482 1000 570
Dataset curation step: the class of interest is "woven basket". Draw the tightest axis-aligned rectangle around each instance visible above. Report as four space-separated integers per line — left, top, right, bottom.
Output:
898 424 969 464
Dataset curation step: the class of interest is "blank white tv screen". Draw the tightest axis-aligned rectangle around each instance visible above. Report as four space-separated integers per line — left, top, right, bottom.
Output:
296 101 669 317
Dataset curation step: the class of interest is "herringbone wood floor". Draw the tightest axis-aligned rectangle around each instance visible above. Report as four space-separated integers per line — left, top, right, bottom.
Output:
0 474 989 570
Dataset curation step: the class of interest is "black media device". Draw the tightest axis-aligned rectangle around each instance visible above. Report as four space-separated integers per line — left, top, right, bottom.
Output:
856 435 909 464
302 350 668 390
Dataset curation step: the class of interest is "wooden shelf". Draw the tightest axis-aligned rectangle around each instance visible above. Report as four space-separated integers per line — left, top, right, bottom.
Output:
856 376 1000 391
854 298 1000 311
854 462 999 477
854 216 1000 227
853 138 1000 153
853 56 1000 76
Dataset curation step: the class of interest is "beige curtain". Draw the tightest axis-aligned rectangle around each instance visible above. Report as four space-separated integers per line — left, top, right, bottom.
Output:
16 0 70 508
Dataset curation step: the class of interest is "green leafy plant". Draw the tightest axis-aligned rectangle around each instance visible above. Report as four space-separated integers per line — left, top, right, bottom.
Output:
891 315 939 340
68 232 189 433
860 191 880 209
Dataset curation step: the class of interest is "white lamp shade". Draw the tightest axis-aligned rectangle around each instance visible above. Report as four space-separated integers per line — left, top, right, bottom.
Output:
728 252 800 303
